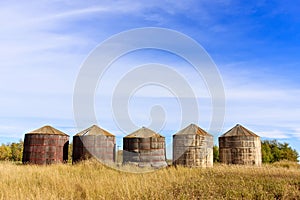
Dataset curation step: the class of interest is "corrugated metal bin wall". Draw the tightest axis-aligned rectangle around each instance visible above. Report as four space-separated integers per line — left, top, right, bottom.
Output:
72 135 116 163
123 137 167 167
22 134 69 165
219 135 262 166
173 134 213 167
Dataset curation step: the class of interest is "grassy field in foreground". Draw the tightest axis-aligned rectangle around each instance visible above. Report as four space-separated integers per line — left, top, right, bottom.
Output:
0 161 299 200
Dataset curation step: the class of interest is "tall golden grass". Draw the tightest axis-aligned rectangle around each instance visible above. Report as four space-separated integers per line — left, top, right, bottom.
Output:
0 160 299 199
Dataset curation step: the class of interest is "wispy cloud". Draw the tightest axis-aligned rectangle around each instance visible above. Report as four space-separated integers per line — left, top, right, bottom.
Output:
257 130 290 139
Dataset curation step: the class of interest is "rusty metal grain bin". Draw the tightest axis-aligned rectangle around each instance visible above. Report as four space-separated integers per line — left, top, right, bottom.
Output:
22 125 69 165
173 124 213 167
219 124 262 166
123 127 167 168
72 125 116 163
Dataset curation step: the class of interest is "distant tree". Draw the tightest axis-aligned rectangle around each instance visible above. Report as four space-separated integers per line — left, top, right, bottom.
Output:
0 140 23 161
10 140 23 161
0 144 12 160
261 140 299 163
213 146 219 163
261 141 273 163
279 142 299 162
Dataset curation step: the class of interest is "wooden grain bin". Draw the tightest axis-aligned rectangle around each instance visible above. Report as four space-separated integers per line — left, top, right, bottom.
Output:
72 125 116 164
123 127 167 168
173 124 213 167
219 124 262 166
22 125 69 165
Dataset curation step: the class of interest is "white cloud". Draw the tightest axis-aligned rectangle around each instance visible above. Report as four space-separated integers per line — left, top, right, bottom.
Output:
289 128 300 140
225 87 300 102
257 130 290 139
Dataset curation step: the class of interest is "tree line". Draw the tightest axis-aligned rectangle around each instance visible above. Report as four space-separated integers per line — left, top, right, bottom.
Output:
261 140 299 163
0 140 23 161
0 139 298 163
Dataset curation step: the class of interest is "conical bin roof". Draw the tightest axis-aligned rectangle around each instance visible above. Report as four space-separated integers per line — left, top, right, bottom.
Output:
220 124 259 137
174 124 212 136
124 127 164 138
75 125 114 136
27 125 68 136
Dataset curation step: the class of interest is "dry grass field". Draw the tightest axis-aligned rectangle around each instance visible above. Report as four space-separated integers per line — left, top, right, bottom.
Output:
0 160 299 200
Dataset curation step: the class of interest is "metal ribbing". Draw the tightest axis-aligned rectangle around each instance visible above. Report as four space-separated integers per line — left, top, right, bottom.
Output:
219 136 262 166
173 134 213 167
22 134 69 165
123 137 167 167
72 135 116 163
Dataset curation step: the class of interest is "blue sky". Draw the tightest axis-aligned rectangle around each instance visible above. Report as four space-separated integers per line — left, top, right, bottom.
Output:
0 1 300 156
